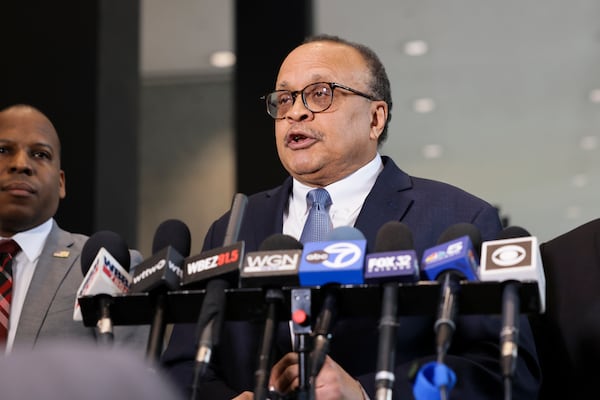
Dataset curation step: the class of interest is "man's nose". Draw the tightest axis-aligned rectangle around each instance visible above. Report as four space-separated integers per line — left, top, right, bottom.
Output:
9 151 33 174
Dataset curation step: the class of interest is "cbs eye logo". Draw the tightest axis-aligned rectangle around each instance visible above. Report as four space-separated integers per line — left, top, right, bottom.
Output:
491 244 526 267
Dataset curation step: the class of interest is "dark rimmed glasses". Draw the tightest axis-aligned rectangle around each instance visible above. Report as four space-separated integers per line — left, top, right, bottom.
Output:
261 81 378 120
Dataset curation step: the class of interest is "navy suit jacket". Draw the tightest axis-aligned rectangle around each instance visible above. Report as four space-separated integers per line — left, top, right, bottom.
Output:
535 218 600 399
162 156 541 399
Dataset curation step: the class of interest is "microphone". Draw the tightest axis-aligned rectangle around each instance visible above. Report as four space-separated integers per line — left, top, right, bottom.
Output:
74 230 132 345
190 193 248 393
239 234 304 400
240 234 303 289
130 219 190 293
364 221 420 284
364 221 420 400
129 219 191 362
298 226 366 287
300 226 367 379
181 193 248 289
180 241 244 289
421 223 481 399
479 226 546 398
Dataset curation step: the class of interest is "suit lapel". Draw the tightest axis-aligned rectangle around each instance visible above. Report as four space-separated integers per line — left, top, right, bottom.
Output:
15 223 77 345
244 178 292 250
244 159 414 253
355 156 413 251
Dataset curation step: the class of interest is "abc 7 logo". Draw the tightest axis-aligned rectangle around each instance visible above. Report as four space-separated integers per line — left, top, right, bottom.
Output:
319 242 362 269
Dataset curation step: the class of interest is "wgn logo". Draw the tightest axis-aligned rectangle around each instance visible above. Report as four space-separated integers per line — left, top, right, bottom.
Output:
305 242 362 269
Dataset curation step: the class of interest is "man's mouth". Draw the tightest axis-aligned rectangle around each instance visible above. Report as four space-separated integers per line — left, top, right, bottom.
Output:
287 133 316 149
291 134 306 142
2 181 35 195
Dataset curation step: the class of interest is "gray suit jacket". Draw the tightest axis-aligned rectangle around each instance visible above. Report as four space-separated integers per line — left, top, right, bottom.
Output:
12 221 148 354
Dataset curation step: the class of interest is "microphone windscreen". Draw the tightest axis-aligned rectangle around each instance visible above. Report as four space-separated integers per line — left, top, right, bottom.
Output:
437 223 482 256
374 221 414 252
81 231 131 276
495 226 531 240
325 226 366 241
152 219 191 257
259 234 304 251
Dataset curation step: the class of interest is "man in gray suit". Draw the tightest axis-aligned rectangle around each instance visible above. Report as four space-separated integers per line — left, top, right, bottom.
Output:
0 104 146 354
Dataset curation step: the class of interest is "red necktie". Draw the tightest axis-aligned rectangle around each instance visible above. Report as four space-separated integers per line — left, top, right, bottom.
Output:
0 239 21 346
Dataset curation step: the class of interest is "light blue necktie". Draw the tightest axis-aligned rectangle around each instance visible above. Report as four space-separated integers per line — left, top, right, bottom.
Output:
299 188 333 244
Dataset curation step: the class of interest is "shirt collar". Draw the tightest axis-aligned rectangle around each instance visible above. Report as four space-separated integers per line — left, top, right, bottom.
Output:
292 154 383 216
2 218 53 262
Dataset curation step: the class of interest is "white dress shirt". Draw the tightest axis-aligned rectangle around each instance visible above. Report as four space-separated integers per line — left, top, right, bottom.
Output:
2 218 53 352
283 154 384 240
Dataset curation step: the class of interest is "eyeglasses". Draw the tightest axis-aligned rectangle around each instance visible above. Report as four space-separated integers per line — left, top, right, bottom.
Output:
261 81 378 120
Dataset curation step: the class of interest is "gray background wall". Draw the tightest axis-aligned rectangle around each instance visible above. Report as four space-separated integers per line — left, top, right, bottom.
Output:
138 0 600 257
139 75 234 256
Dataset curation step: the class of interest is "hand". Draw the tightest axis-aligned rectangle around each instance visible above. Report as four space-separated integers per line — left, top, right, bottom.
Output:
231 391 253 400
269 352 366 400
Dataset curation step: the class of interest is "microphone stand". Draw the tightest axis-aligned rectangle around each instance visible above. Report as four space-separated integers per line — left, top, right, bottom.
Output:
191 279 228 400
500 281 520 400
434 272 461 400
254 288 284 400
310 287 337 379
375 282 399 400
96 294 114 346
290 288 314 400
146 292 167 363
295 334 313 400
191 192 248 399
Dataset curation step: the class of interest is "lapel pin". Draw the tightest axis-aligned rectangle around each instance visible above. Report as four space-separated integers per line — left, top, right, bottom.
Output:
53 250 70 258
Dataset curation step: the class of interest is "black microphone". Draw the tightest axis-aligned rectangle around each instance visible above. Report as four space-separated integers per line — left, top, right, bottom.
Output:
190 193 248 396
421 223 482 363
130 219 191 362
304 226 367 380
240 233 304 400
479 226 546 399
420 223 481 400
152 218 192 259
74 230 132 345
130 219 190 293
240 234 303 289
181 193 248 290
365 221 420 400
